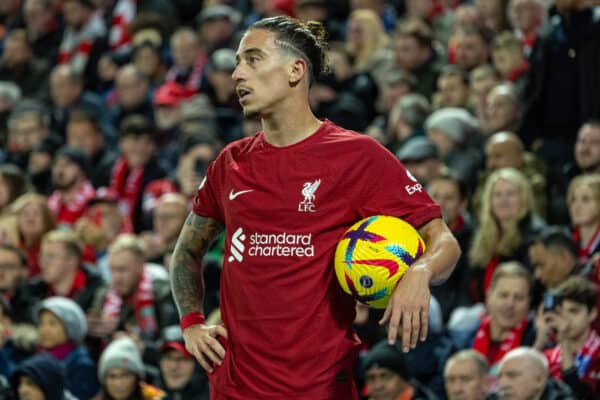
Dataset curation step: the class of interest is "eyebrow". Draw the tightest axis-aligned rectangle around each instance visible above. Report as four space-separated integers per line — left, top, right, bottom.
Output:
235 48 266 63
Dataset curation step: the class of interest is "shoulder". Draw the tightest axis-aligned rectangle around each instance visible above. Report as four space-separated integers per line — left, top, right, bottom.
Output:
320 121 391 154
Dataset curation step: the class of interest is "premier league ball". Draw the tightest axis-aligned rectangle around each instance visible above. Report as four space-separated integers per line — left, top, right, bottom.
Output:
334 215 426 309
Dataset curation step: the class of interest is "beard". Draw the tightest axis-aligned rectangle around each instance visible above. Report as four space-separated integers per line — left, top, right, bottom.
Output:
52 173 79 191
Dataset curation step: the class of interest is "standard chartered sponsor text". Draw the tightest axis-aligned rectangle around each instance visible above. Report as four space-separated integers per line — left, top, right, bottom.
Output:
248 232 314 257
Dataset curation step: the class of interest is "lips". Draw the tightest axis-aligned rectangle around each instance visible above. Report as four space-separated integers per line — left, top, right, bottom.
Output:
236 86 252 102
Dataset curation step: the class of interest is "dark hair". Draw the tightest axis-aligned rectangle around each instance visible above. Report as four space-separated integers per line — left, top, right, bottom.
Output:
556 276 598 311
119 114 156 141
0 164 27 205
395 17 433 48
250 16 328 84
440 64 469 84
533 226 578 259
68 108 101 133
429 171 470 200
0 243 28 267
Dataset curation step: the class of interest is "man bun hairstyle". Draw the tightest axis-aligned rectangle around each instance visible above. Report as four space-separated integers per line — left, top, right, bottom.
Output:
251 16 328 85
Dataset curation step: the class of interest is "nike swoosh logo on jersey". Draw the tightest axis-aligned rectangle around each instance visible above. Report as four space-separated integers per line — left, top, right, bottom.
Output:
229 189 254 200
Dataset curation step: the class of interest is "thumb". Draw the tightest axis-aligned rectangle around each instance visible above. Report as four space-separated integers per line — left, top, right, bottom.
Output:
214 325 228 339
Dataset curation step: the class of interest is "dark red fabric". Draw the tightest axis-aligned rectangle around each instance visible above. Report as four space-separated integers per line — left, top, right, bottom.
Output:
473 315 528 366
48 269 87 299
483 256 501 293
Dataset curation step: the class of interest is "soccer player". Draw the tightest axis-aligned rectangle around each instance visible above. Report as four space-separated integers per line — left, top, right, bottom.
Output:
169 16 461 399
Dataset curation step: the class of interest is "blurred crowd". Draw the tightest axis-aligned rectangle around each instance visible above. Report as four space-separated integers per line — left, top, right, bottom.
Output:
0 0 599 399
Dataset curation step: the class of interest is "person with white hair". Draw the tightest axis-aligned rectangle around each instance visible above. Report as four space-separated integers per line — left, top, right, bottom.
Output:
489 347 576 400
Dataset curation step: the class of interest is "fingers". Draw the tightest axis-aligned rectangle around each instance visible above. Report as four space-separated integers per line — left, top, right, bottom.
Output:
186 341 214 373
420 308 429 342
401 311 413 352
379 303 391 326
214 325 229 339
199 334 225 365
387 306 402 346
184 326 227 374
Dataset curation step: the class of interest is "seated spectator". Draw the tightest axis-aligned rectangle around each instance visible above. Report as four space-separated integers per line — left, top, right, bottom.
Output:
396 136 446 186
481 83 522 137
111 64 154 130
572 121 600 176
469 64 501 128
469 263 536 373
444 349 489 400
568 174 600 273
386 93 431 153
110 115 167 232
66 109 119 188
23 0 63 62
0 164 27 244
293 0 344 42
140 193 188 264
10 193 56 278
425 107 482 185
436 65 470 109
36 297 99 399
428 173 474 321
88 234 177 342
131 41 166 89
48 146 95 228
454 24 491 72
157 326 209 400
96 336 165 400
507 0 546 56
21 230 103 318
490 347 576 400
472 132 547 218
362 339 438 400
4 100 51 169
196 5 241 53
468 168 545 300
0 244 29 322
535 276 600 398
10 353 75 400
491 32 530 93
165 28 207 95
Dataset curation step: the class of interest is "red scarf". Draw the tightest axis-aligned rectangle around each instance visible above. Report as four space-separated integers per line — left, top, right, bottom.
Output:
165 52 207 94
48 180 96 227
48 269 87 299
483 256 501 294
546 330 600 393
507 61 530 82
573 225 600 262
110 157 144 228
102 266 157 336
473 315 528 366
450 214 465 233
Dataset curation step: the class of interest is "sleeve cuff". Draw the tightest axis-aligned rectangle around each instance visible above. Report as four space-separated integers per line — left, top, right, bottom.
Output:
180 312 206 330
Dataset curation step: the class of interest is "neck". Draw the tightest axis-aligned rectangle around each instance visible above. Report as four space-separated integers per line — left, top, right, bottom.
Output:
261 97 322 147
60 179 85 202
53 268 77 296
490 321 510 341
579 222 600 244
569 328 591 352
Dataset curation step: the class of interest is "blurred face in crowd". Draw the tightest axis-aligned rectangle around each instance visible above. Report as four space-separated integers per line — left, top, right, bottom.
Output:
38 310 68 348
108 249 143 297
427 128 456 157
575 123 600 172
8 114 48 152
105 368 137 400
383 82 412 113
455 32 489 71
63 0 91 29
559 299 596 341
529 243 573 289
428 178 465 226
492 48 523 79
511 0 543 33
486 276 530 331
18 202 46 242
470 73 499 111
154 195 188 244
170 31 200 69
0 0 21 15
365 367 408 400
0 248 26 293
89 202 123 238
177 143 218 197
18 376 45 400
388 108 412 143
394 35 428 71
2 36 31 68
403 159 440 186
485 135 523 170
40 240 79 285
444 357 488 400
116 66 149 109
119 134 155 169
67 120 104 158
497 354 546 400
154 104 181 131
160 349 195 390
52 156 84 191
569 183 600 227
486 90 519 134
491 179 523 222
437 74 469 108
24 0 54 35
133 46 161 79
295 3 327 22
50 67 83 108
346 18 366 54
200 18 235 49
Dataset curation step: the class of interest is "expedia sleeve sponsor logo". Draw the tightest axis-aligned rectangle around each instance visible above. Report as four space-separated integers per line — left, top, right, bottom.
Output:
228 227 315 261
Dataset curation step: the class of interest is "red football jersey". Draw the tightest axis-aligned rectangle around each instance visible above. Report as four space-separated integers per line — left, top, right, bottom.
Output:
192 120 441 399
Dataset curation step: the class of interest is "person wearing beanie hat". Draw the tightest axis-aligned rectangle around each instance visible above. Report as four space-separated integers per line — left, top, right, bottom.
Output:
363 340 438 400
49 145 96 227
10 353 71 400
97 337 165 400
36 297 99 399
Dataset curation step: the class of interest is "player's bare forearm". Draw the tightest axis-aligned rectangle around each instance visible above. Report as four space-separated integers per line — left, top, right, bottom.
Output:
415 218 461 284
170 212 223 317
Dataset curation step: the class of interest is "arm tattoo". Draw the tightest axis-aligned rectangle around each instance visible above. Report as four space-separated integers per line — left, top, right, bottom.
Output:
170 213 223 317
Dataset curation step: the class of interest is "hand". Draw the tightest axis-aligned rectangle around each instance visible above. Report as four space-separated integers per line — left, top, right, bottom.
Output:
183 324 228 373
379 266 432 352
534 304 559 350
87 315 120 338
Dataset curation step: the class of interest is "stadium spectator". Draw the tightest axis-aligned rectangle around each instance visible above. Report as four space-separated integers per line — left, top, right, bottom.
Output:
481 83 522 137
23 0 63 62
386 93 431 152
475 0 512 33
0 0 24 37
507 0 546 56
294 0 344 41
66 109 118 188
4 100 51 169
362 339 438 400
96 336 165 400
468 168 545 300
469 64 501 128
396 136 446 186
111 64 154 129
435 65 470 109
196 5 241 53
573 121 600 176
0 244 29 322
166 28 207 95
26 135 62 196
48 146 95 227
0 163 27 216
10 353 76 400
454 25 491 72
568 174 600 271
131 41 167 89
36 297 99 399
444 349 489 400
491 32 530 93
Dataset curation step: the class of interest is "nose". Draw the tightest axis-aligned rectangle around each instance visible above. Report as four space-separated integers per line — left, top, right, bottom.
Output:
231 62 245 82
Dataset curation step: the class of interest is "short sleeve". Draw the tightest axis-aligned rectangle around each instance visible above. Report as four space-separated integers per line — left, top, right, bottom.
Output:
355 142 441 228
192 159 225 222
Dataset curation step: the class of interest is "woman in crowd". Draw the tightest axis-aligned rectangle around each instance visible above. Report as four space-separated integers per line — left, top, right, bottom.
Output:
468 167 545 302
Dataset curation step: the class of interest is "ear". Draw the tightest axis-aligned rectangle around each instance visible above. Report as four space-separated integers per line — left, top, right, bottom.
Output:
288 58 309 85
